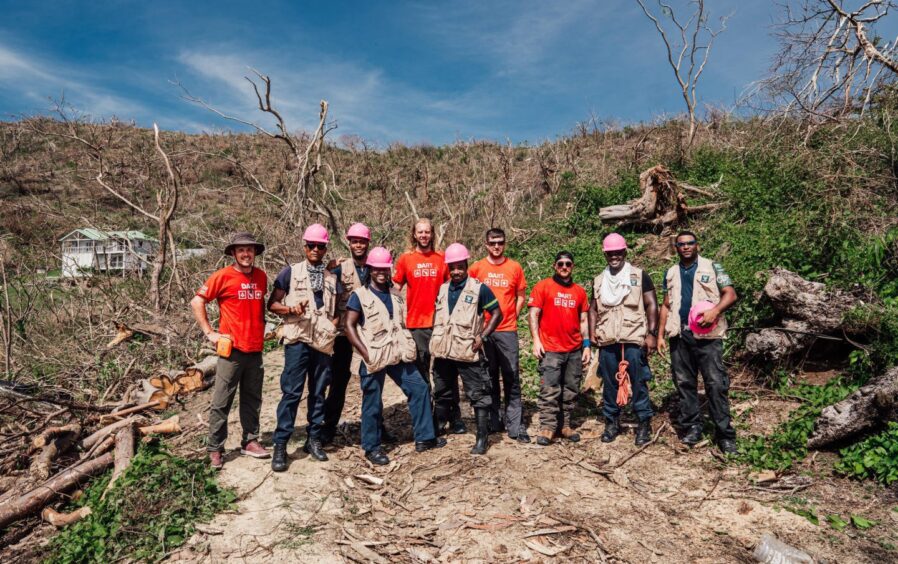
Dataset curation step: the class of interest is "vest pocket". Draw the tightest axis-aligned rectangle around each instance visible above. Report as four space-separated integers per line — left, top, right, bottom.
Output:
311 314 337 355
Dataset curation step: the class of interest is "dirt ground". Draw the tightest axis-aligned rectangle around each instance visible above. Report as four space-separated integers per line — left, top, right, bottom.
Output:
168 348 898 563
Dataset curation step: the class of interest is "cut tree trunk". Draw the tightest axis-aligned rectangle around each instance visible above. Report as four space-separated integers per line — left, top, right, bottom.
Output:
808 367 898 449
106 423 135 492
744 268 866 362
0 451 114 529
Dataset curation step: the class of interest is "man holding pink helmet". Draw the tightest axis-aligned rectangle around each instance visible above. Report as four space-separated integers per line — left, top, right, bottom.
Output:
658 230 739 455
268 223 340 471
343 247 446 465
430 243 503 455
589 233 658 446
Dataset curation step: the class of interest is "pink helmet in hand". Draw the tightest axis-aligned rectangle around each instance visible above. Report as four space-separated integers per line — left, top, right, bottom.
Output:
366 246 393 268
302 223 330 244
602 233 628 252
444 243 470 264
347 223 371 240
688 300 718 335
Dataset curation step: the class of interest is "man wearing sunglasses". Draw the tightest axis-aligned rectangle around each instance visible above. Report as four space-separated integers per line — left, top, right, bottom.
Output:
469 228 529 443
589 233 658 446
268 224 340 471
658 231 738 454
527 251 591 446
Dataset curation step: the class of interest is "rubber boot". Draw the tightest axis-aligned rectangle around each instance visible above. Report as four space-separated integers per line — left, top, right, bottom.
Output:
635 418 652 446
471 409 490 455
601 419 620 443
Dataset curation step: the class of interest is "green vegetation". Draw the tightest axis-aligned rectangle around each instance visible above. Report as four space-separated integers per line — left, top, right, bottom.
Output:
46 441 235 563
835 422 898 485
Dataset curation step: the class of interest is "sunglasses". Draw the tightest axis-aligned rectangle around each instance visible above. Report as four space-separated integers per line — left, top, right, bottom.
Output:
305 243 327 250
486 240 506 247
675 240 697 248
555 261 573 268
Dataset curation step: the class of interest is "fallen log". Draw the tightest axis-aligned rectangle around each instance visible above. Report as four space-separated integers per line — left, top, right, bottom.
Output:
30 424 81 481
745 268 868 362
0 451 114 529
33 423 82 449
106 423 135 493
41 506 92 527
82 416 141 451
808 367 898 448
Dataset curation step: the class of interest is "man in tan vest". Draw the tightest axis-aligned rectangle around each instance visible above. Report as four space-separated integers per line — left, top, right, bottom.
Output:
430 243 503 455
343 247 447 465
589 233 658 446
268 224 339 471
658 231 738 454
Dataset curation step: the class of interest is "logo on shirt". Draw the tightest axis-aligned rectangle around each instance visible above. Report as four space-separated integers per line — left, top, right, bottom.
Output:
414 263 439 278
238 282 263 300
483 272 509 287
630 274 639 286
553 292 578 309
700 274 710 283
464 295 474 304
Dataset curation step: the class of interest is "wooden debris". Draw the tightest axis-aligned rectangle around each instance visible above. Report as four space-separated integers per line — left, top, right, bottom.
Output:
30 424 81 481
41 506 92 527
522 525 578 538
355 474 384 486
524 539 571 557
32 423 82 449
105 422 136 494
82 416 140 450
105 324 135 349
139 415 181 435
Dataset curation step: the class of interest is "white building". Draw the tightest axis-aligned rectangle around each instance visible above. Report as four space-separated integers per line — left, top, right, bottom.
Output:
59 228 159 278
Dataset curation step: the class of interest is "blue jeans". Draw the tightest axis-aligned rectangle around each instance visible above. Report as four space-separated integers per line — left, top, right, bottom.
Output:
599 343 653 422
359 361 436 453
274 341 332 444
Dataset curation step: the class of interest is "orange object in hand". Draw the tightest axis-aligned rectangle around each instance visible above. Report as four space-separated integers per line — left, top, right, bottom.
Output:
616 343 631 407
217 336 233 358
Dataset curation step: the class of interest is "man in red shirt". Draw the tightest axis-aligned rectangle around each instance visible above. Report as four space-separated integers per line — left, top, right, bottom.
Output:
469 228 529 443
392 219 451 424
191 232 271 469
527 251 591 446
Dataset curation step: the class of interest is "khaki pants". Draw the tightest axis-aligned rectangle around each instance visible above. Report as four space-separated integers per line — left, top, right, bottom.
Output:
207 349 264 451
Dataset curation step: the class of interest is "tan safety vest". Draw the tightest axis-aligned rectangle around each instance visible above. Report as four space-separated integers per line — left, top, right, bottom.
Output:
592 265 647 347
664 256 728 340
350 287 417 375
336 257 365 334
430 277 484 363
281 260 338 354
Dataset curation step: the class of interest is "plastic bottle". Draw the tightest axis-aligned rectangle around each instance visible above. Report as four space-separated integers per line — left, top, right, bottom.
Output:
753 534 815 564
217 336 233 358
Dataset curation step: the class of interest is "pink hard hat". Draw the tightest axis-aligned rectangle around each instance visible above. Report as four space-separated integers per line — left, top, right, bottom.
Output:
444 242 470 264
688 300 718 335
346 223 371 240
366 246 393 268
602 233 628 252
302 223 330 244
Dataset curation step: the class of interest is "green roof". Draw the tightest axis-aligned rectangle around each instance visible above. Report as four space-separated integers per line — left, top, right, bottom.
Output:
59 228 158 243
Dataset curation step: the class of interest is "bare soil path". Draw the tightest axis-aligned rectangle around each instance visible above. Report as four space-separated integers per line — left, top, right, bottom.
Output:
170 348 897 563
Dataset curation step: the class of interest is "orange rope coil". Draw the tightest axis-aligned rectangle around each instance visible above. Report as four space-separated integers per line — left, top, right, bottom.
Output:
615 343 631 407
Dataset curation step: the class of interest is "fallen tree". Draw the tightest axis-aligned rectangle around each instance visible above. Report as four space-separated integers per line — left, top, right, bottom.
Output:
744 268 869 362
598 165 725 229
808 367 898 449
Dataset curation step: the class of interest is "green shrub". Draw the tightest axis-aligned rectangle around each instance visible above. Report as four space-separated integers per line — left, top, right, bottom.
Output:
835 422 898 485
46 440 235 563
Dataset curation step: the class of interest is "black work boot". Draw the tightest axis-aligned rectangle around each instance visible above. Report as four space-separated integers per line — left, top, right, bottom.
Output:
415 437 448 452
471 409 490 455
635 419 652 446
365 448 390 466
271 443 288 472
718 438 738 455
303 438 329 461
681 425 703 446
450 419 467 435
513 430 531 444
601 419 620 443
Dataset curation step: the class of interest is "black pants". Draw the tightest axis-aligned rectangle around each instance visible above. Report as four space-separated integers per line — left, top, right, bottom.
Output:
411 328 433 392
432 356 492 423
322 336 352 440
484 331 524 436
670 332 736 440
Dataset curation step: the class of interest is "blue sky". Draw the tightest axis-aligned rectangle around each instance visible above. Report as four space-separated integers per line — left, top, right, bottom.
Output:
0 0 778 145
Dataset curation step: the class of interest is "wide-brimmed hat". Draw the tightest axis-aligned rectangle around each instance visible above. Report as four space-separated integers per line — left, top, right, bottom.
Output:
224 232 265 256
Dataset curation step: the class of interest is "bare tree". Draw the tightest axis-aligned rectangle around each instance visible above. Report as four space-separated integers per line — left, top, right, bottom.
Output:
762 0 898 127
635 0 730 148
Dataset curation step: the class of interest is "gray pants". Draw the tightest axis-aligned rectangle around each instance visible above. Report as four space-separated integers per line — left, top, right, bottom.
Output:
207 349 264 452
537 349 582 431
484 331 524 436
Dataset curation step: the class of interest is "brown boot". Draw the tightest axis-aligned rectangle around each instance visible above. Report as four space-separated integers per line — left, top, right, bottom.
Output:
536 429 554 446
560 427 581 443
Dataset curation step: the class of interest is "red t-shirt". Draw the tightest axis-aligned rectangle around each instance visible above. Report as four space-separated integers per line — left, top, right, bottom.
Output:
527 277 588 353
392 250 448 329
197 266 267 353
469 257 526 333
